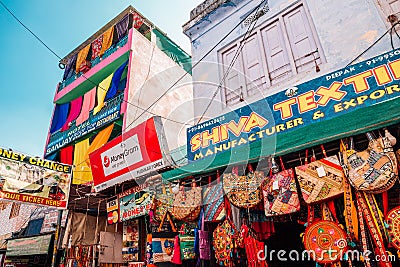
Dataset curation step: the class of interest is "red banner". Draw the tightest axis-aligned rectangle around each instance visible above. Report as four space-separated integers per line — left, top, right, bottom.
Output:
90 117 171 192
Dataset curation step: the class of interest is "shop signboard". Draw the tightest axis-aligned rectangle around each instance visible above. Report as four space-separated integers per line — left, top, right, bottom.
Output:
107 196 119 225
6 234 53 256
0 148 72 209
118 183 153 222
45 94 124 156
187 49 400 162
90 116 172 192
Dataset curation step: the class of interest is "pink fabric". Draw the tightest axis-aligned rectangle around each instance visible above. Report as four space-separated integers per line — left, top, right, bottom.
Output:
61 96 83 131
75 88 96 126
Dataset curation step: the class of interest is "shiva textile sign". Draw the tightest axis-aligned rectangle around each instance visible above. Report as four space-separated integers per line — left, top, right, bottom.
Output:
45 94 124 156
6 234 53 256
0 148 72 209
118 183 153 222
107 196 119 225
90 116 172 192
187 49 400 162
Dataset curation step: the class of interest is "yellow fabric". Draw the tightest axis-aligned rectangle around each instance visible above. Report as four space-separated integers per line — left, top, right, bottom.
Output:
73 139 93 185
93 73 114 115
85 124 114 166
75 44 91 73
100 26 115 56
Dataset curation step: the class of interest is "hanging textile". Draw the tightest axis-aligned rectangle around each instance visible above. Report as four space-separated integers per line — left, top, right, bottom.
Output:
63 54 77 81
76 44 91 73
99 26 114 56
73 139 93 185
50 103 70 134
75 87 96 126
93 73 114 115
91 35 103 60
45 152 58 161
115 14 130 41
60 145 74 165
85 124 114 165
105 60 128 101
61 96 83 131
133 12 144 29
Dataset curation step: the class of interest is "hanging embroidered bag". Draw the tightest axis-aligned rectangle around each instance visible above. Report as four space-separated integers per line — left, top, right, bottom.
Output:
223 165 264 208
179 224 197 260
343 133 398 193
151 211 177 263
203 172 226 222
171 180 201 222
153 183 175 222
262 157 300 216
295 146 344 204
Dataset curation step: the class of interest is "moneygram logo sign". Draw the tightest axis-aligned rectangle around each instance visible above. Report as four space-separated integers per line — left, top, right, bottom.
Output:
101 134 143 176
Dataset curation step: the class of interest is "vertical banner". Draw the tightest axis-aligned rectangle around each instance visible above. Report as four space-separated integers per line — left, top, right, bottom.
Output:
0 148 72 209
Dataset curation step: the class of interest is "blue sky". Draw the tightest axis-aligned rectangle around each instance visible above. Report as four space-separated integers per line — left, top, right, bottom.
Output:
0 0 203 157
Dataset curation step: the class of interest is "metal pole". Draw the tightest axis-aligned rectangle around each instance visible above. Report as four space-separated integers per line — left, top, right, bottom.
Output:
51 209 63 267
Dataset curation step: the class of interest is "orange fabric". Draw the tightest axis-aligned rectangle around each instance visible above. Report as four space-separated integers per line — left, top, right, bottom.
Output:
85 124 114 166
100 26 115 56
75 44 91 73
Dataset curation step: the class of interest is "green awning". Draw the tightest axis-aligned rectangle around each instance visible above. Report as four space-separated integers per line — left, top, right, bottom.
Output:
6 234 53 256
162 96 400 182
153 28 192 74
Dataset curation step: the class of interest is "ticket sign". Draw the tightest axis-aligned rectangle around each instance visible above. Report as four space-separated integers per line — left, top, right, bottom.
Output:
0 147 72 209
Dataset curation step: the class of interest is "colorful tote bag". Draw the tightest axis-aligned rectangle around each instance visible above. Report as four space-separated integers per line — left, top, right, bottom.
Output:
343 134 398 193
262 157 300 216
151 233 175 263
171 181 202 222
223 165 264 208
295 146 344 204
213 219 235 266
179 225 196 260
153 183 174 222
303 220 348 264
386 206 400 250
203 174 226 222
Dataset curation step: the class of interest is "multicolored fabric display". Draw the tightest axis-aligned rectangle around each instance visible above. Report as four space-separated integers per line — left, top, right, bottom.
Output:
63 53 77 81
76 44 91 73
223 166 264 208
99 26 114 56
203 174 226 222
262 158 300 216
85 124 114 165
91 35 103 60
213 219 236 267
240 225 268 267
105 60 128 101
116 14 130 41
75 87 96 126
72 138 93 185
343 135 398 193
61 96 83 131
386 206 400 250
50 103 70 134
93 73 114 115
295 148 344 204
133 12 144 29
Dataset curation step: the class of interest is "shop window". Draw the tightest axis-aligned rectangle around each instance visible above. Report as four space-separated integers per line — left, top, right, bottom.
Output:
9 203 21 219
376 0 400 24
220 4 322 106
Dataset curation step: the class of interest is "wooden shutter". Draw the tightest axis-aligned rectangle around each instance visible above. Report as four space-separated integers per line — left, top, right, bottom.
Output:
240 34 266 95
222 45 243 105
284 6 320 73
261 21 292 85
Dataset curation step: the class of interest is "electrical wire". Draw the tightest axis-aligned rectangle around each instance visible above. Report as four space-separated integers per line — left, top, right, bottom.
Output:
346 21 400 67
123 0 271 131
196 0 268 124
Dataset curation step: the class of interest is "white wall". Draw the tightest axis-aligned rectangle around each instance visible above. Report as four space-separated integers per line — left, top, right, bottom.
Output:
185 0 399 121
124 29 194 157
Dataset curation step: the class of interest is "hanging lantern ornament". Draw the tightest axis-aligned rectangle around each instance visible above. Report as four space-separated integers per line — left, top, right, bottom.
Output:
271 157 280 174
